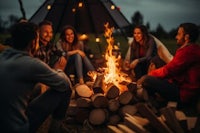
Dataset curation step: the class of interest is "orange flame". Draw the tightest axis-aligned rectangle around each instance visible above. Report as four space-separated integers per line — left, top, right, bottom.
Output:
103 23 131 93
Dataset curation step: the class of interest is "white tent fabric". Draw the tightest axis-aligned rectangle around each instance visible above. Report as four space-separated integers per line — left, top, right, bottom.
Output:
123 36 173 70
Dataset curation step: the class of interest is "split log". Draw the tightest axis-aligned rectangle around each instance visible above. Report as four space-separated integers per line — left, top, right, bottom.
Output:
136 103 173 133
193 115 200 133
118 124 136 133
91 93 108 108
175 111 187 132
175 110 187 121
125 113 149 126
108 125 124 133
119 105 137 117
160 107 185 133
106 85 120 99
124 115 148 133
89 108 107 125
74 84 93 98
76 97 92 108
108 99 120 112
187 117 198 131
92 73 104 93
119 91 133 105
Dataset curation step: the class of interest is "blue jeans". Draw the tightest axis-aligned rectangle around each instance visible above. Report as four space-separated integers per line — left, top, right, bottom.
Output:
27 88 71 133
66 54 95 79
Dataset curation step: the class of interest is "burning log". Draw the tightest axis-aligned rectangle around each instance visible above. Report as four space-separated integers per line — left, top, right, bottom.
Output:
91 93 108 108
119 91 133 105
106 85 120 99
92 73 104 93
89 108 108 125
127 82 137 93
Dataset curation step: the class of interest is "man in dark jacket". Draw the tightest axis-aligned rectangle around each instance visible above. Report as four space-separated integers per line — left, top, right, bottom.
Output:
0 22 72 133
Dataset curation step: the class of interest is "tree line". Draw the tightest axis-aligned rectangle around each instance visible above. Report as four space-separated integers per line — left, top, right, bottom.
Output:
0 10 198 41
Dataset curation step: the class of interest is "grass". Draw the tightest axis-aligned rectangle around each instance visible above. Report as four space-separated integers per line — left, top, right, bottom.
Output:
0 32 181 57
0 33 11 45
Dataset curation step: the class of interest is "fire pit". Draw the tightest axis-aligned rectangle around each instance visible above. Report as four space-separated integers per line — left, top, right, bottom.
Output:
64 23 194 133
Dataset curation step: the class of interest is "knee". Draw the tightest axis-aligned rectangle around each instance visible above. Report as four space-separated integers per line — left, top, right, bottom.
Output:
74 54 82 60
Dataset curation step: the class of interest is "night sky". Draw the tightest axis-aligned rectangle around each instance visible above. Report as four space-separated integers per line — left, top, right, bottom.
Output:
0 0 199 31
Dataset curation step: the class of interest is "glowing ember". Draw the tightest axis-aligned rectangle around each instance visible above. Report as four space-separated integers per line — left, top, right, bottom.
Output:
102 23 131 92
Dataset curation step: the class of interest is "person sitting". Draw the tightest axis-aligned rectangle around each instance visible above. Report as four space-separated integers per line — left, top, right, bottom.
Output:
55 25 95 84
34 20 67 70
141 23 200 110
0 22 72 133
33 20 67 95
123 25 158 81
147 55 166 74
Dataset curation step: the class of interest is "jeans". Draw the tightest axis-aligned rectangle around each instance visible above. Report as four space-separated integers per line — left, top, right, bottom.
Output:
27 88 71 133
66 54 95 79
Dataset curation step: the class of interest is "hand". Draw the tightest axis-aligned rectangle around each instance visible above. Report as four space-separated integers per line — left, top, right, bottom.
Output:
148 62 156 74
76 50 86 58
137 75 147 86
53 56 67 70
130 59 139 69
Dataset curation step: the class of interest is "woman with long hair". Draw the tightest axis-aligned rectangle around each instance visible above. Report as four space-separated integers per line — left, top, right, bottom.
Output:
56 25 95 84
123 25 158 80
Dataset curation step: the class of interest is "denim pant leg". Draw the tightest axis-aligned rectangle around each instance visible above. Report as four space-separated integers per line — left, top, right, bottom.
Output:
74 54 84 79
142 75 180 102
83 56 95 71
27 89 71 133
66 54 83 79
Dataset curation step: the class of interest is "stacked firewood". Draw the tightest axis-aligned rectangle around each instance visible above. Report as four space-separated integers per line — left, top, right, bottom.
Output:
66 78 199 133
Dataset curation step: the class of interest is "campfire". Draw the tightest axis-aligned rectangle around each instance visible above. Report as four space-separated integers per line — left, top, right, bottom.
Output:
88 23 132 94
67 23 195 133
66 23 196 133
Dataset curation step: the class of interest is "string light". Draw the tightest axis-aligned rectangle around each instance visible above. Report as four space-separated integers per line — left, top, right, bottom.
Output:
72 8 76 12
78 2 83 8
111 5 115 10
95 37 100 43
47 4 51 10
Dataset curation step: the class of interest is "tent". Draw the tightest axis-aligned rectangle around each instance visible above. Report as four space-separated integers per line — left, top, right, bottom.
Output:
29 0 131 34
